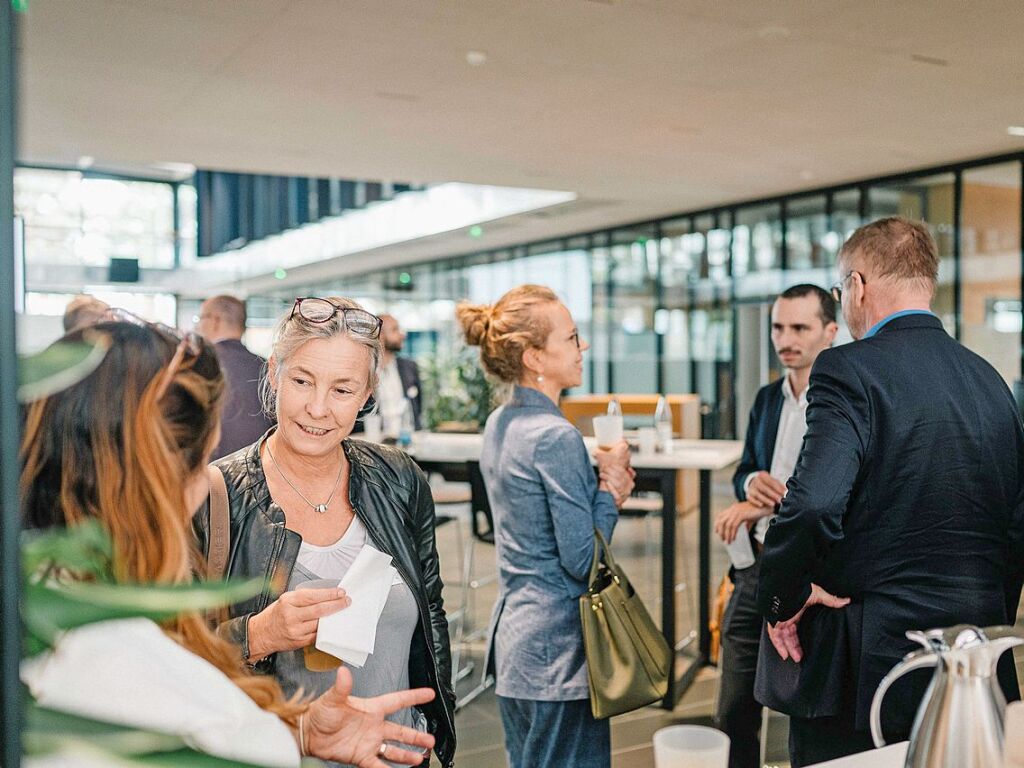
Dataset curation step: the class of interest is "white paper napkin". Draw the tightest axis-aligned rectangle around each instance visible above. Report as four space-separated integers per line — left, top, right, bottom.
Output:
315 545 395 668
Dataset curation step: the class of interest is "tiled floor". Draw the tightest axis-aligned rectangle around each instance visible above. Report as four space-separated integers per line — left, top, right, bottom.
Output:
430 470 1024 768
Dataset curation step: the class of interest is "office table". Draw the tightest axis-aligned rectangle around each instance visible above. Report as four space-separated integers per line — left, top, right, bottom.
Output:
407 431 743 707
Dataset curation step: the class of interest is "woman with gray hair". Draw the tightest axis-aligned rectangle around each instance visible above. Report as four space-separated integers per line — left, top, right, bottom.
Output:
195 297 456 768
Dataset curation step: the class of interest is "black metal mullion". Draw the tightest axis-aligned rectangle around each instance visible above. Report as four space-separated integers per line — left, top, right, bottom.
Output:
1020 160 1024 381
1 4 22 765
654 221 665 394
953 170 963 340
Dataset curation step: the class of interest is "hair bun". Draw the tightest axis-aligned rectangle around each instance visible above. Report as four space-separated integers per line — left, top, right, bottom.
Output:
455 302 492 347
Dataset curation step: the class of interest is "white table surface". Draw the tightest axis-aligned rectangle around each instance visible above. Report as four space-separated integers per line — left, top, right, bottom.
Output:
808 743 907 767
407 431 743 471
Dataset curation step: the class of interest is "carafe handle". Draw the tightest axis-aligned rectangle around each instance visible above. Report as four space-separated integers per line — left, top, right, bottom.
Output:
870 649 938 748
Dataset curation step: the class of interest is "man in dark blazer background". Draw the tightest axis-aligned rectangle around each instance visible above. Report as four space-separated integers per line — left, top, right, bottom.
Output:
713 284 837 768
197 294 274 460
757 217 1024 766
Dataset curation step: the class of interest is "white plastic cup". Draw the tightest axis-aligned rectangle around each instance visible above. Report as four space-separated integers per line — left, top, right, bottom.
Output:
592 414 624 448
653 725 730 768
723 523 756 569
638 427 658 455
362 413 383 443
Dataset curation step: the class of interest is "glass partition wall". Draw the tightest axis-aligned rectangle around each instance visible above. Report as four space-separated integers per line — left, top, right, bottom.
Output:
273 153 1024 441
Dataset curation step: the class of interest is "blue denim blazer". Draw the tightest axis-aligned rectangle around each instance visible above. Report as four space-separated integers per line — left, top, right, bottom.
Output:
481 386 618 701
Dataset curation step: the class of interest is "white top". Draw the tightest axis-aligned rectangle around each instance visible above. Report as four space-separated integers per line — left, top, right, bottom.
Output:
298 514 370 580
746 374 809 544
21 618 299 768
298 516 404 588
377 359 406 438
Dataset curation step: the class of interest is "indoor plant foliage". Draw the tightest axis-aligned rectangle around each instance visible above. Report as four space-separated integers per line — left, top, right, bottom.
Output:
419 344 495 431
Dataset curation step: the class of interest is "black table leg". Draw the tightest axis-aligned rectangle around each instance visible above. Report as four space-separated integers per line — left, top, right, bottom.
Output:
661 467 712 708
659 468 677 707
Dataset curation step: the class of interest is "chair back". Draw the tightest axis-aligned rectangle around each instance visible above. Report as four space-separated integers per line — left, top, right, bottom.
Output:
467 461 495 545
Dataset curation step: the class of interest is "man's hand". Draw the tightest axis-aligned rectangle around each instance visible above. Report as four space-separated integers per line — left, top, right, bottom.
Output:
746 471 786 509
766 584 850 663
714 501 772 544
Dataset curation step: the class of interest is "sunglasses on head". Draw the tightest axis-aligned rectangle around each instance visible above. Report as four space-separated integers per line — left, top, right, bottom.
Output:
104 308 203 398
289 298 383 339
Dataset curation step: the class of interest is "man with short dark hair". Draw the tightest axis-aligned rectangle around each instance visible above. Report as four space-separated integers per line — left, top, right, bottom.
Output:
713 284 837 768
62 295 109 333
197 295 273 459
758 217 1024 765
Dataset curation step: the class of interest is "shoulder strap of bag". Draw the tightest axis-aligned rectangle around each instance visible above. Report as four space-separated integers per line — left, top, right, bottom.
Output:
588 527 617 586
205 465 230 581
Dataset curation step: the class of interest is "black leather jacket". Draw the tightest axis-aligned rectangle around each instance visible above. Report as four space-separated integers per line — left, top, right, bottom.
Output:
194 432 456 766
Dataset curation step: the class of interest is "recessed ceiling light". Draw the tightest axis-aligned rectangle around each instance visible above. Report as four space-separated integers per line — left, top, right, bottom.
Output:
465 50 488 66
1008 126 1024 137
76 155 94 169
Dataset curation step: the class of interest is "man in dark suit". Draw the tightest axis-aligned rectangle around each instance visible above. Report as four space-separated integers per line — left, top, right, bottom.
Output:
197 295 274 459
713 284 837 768
757 217 1024 766
377 314 423 435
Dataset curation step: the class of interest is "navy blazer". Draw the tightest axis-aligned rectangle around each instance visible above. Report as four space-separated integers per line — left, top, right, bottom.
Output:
733 378 785 501
757 313 1024 731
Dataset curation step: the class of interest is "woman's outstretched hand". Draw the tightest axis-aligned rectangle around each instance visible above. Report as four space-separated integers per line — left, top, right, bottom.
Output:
304 667 436 767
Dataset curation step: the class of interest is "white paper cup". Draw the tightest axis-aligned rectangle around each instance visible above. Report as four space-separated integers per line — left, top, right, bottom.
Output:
592 414 624 448
637 427 658 455
653 725 730 768
724 523 756 569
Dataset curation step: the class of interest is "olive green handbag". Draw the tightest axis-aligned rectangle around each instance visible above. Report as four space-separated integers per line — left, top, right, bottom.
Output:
579 528 672 719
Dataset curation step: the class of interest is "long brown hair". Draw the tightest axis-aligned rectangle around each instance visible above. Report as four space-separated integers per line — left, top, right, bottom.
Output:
20 321 304 721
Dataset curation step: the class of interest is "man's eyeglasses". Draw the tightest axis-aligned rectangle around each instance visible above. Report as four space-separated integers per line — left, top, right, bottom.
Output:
830 270 865 304
289 298 383 339
104 308 202 398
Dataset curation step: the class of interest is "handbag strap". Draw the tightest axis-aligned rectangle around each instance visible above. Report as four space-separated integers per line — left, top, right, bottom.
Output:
206 465 230 580
587 527 620 589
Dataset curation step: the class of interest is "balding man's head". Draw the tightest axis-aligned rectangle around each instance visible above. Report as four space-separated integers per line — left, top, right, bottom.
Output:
198 295 246 342
838 217 939 297
63 295 110 333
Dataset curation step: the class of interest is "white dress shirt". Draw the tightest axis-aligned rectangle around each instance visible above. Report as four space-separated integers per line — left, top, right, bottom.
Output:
377 358 407 437
748 374 809 543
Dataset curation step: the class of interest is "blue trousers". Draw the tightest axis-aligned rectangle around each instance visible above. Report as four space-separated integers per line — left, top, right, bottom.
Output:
497 696 610 768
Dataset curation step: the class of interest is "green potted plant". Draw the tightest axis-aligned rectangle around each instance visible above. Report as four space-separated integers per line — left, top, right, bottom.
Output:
419 345 495 432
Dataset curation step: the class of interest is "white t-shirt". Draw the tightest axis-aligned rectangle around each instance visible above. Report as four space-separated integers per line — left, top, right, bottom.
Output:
21 618 299 768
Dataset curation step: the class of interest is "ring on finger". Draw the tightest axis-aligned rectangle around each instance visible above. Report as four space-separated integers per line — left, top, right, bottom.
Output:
377 743 389 757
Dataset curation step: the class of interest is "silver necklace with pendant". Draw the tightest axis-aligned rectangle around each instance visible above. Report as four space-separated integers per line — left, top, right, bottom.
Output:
265 443 344 514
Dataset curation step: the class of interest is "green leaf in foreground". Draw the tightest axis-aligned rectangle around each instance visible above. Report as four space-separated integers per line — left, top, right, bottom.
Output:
23 577 264 656
22 520 113 581
26 704 274 767
17 336 109 403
